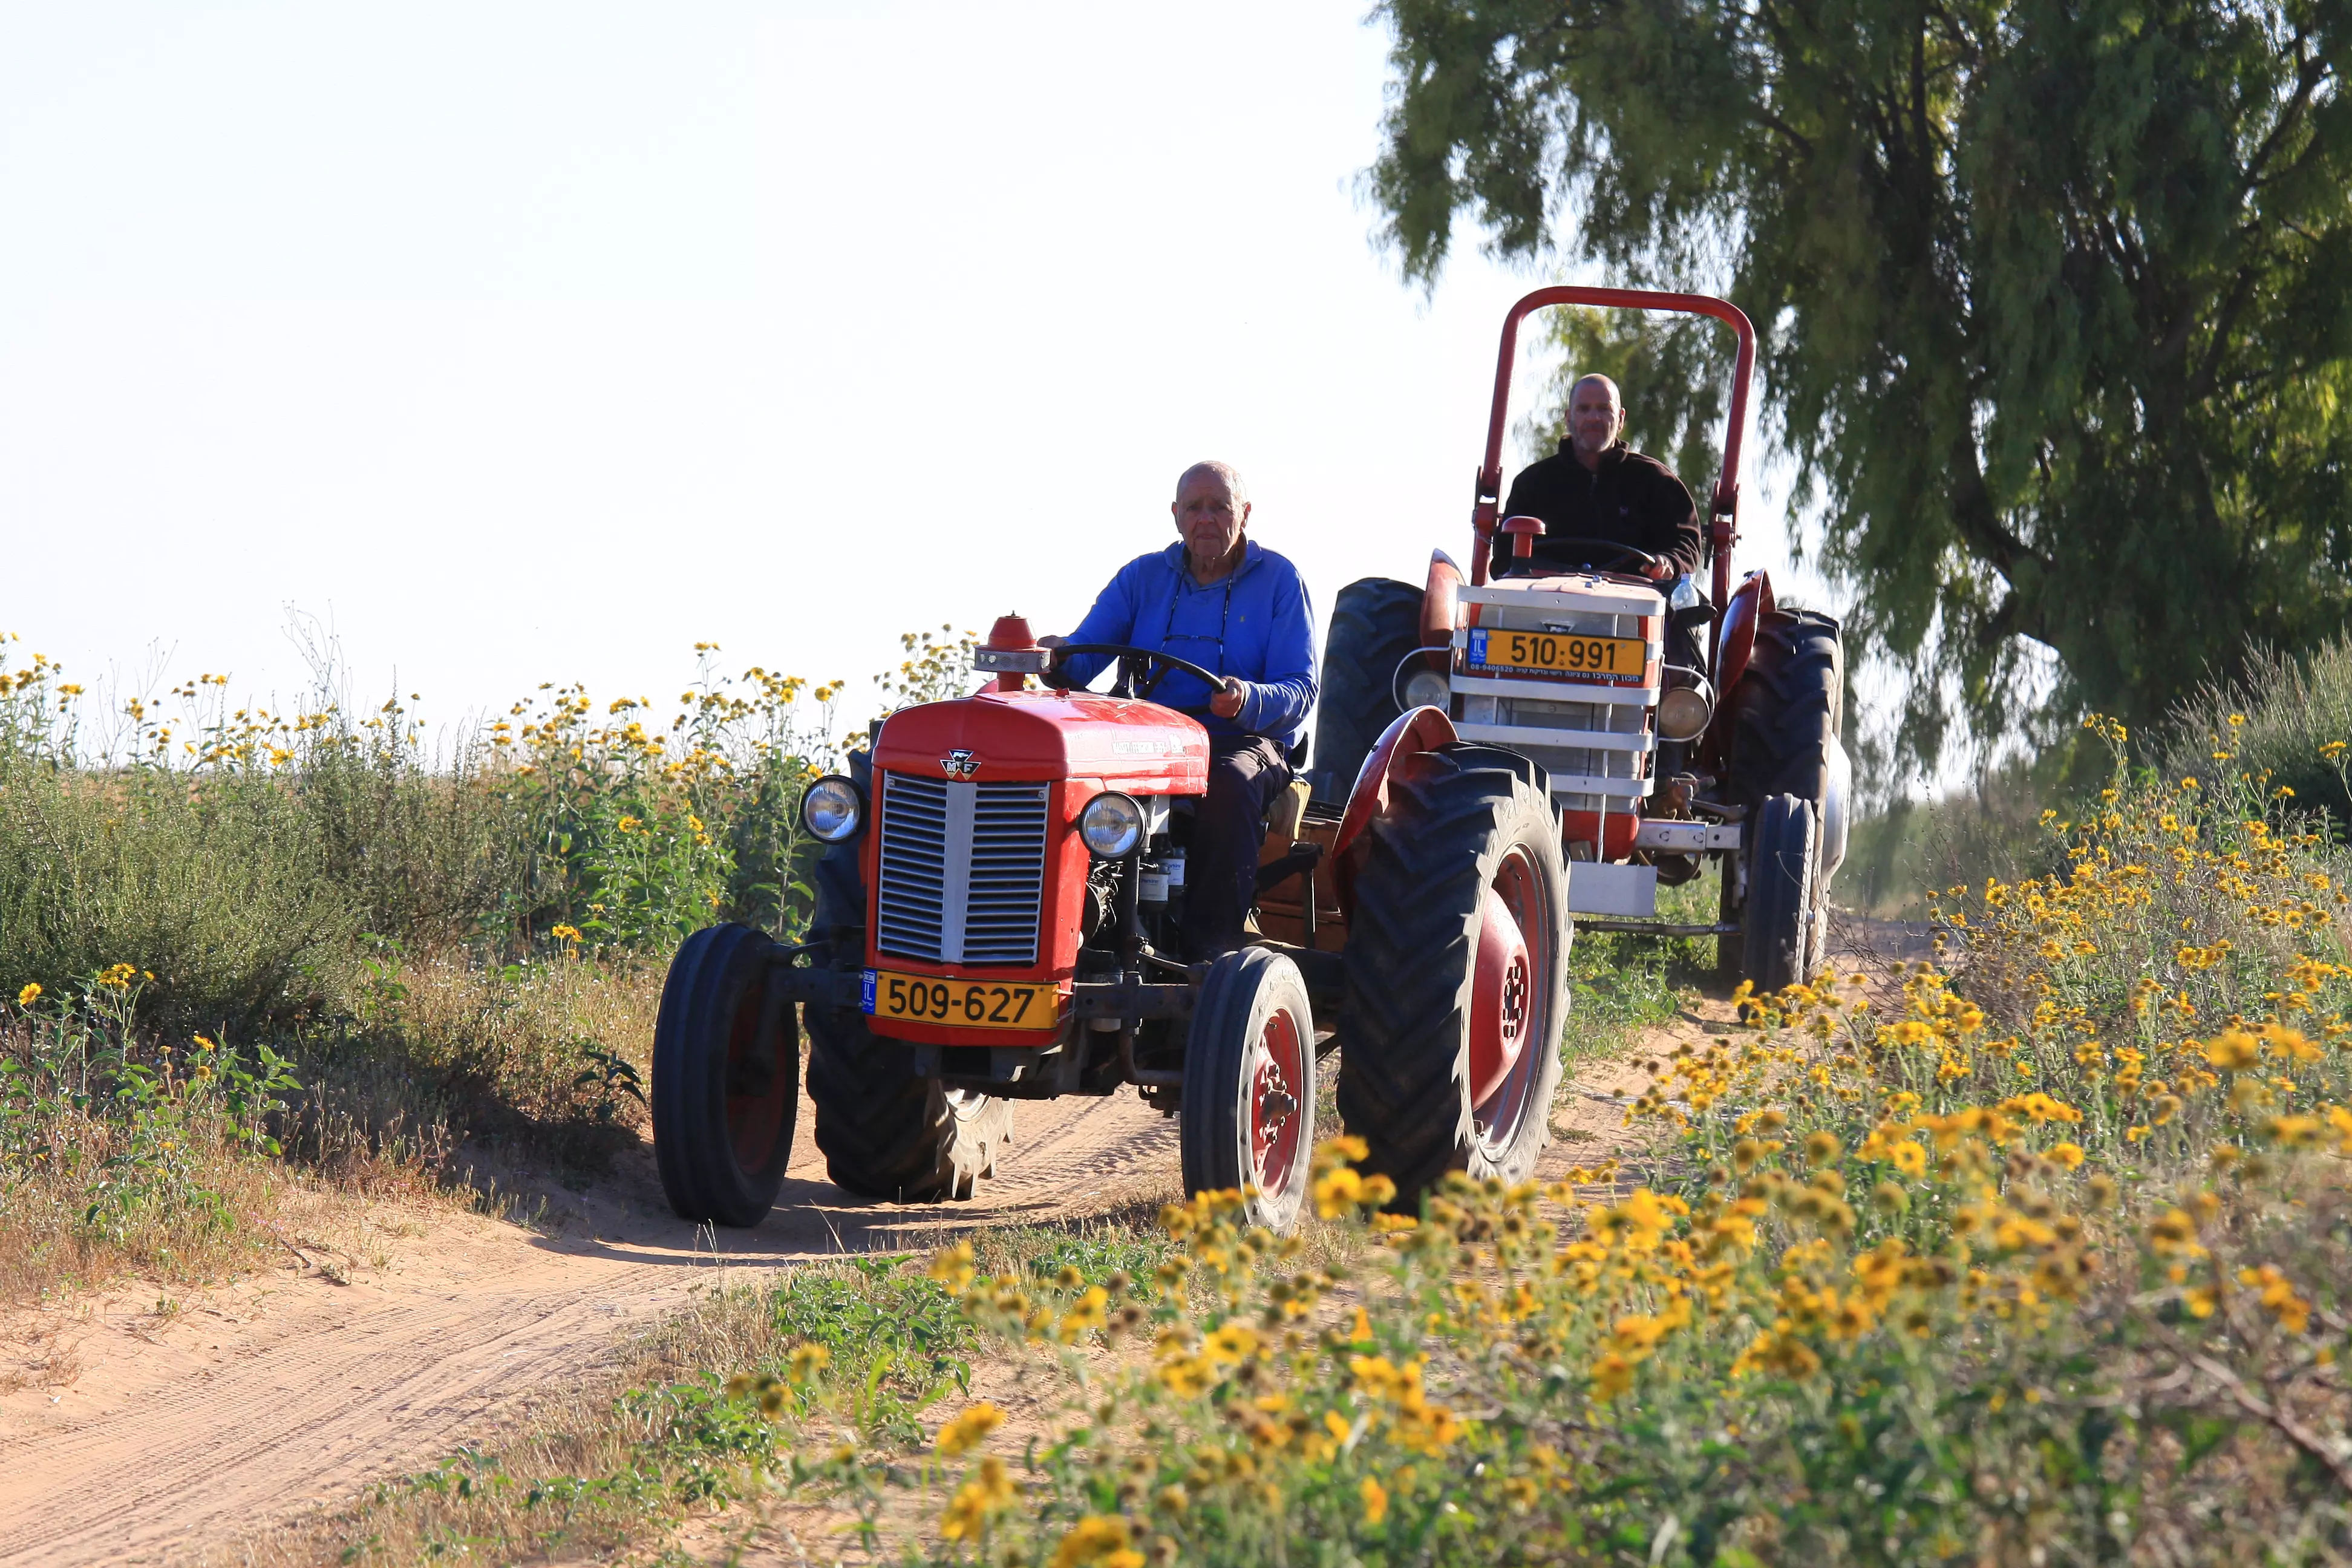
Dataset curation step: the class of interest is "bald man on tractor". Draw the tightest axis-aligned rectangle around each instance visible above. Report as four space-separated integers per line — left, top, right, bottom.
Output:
1042 461 1319 962
1500 373 1704 584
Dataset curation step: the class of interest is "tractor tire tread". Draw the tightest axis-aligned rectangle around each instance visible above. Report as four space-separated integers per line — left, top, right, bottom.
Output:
1307 578 1425 803
1338 750 1566 1205
802 822 1010 1203
1728 609 1843 808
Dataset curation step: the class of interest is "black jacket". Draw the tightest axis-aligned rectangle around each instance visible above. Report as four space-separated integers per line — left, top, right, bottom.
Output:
1498 441 1703 578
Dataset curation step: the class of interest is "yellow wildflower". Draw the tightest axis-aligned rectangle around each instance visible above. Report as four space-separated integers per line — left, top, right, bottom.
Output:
936 1402 1005 1457
1051 1514 1142 1568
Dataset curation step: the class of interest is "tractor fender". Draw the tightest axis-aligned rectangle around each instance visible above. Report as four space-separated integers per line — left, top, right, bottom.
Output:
1705 570 1775 765
1819 733 1851 885
1419 549 1463 651
1714 569 1775 694
1330 704 1459 915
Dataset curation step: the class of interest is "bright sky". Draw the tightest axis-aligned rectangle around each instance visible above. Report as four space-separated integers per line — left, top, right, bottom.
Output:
1 2 1814 746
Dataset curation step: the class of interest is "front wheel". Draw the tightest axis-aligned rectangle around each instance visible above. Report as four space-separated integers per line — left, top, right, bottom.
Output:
1742 794 1817 996
651 923 798 1227
1339 744 1569 1207
1180 949 1315 1233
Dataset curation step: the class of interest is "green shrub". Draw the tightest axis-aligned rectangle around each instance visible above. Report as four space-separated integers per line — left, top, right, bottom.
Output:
0 760 356 1029
2167 637 2352 831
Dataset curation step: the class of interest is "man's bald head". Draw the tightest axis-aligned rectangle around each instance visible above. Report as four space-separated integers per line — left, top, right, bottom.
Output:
1566 374 1627 470
1175 460 1249 508
1171 460 1252 585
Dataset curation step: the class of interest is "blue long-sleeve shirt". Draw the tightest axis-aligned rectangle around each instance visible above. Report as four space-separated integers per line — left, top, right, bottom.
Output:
1062 540 1319 750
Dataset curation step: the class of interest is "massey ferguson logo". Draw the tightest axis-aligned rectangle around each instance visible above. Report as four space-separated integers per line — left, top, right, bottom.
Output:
941 749 978 779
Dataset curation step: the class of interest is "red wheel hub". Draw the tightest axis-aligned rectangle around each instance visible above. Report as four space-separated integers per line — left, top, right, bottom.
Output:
1468 883 1532 1107
1249 1008 1307 1199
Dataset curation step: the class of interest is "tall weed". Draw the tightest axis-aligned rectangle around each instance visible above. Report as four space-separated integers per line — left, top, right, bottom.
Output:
2168 635 2352 832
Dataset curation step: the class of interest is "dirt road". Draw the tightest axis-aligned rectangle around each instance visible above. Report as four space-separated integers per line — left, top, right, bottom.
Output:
0 1081 1184 1567
0 915 1927 1566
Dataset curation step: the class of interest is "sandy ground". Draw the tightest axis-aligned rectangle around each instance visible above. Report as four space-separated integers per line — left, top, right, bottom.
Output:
0 913 1929 1567
0 1076 1182 1567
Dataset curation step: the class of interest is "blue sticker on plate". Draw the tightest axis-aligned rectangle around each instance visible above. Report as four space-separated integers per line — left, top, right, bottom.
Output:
860 969 877 1014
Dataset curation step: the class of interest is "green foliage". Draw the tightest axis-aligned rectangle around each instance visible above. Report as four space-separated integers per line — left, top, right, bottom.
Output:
824 750 2352 1563
2168 634 2352 830
0 637 852 1036
1527 308 1730 502
2 969 299 1281
1566 872 1715 1053
1372 0 2352 773
769 1259 977 1442
0 737 358 1031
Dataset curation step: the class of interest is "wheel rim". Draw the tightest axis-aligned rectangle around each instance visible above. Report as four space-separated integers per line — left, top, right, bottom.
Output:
723 972 788 1172
1472 845 1551 1155
1246 1005 1308 1201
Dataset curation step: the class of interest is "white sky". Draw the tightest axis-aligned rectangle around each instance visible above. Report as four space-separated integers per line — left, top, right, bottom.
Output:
0 2 1818 745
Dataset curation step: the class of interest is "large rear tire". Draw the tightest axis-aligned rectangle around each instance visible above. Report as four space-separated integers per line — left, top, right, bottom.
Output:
1742 794 1817 996
801 820 1011 1203
1180 949 1315 1233
806 1007 1012 1201
1339 743 1568 1207
1725 610 1843 989
1305 578 1424 804
652 923 797 1227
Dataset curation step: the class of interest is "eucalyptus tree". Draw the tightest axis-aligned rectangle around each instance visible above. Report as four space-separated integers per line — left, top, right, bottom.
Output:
1373 0 2352 767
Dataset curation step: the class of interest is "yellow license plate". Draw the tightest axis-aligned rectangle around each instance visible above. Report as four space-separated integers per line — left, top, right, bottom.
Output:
1467 627 1647 678
863 970 1059 1030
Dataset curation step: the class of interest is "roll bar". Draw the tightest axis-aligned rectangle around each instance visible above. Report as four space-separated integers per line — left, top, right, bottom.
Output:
1469 286 1756 615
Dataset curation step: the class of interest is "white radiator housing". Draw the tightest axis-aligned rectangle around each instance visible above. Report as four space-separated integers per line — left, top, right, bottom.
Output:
1448 574 1667 815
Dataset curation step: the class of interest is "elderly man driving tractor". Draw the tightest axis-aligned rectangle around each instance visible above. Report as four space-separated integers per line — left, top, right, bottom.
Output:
1043 460 1318 961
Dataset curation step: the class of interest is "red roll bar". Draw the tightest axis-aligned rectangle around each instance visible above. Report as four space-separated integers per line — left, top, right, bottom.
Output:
1468 286 1756 616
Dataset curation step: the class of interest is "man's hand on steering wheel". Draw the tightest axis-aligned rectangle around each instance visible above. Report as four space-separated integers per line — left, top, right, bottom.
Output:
1037 641 1236 713
1513 537 1674 580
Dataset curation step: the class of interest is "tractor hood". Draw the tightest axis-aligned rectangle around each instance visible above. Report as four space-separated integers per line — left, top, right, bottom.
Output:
872 688 1210 794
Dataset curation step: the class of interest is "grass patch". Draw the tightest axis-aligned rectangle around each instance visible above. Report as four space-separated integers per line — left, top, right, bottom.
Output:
1562 870 1717 1060
0 629 887 1307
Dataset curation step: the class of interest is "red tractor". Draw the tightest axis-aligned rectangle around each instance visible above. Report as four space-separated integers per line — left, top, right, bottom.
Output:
650 286 1845 1233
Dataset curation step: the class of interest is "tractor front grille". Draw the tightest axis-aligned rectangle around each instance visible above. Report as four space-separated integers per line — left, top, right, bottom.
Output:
875 773 1050 965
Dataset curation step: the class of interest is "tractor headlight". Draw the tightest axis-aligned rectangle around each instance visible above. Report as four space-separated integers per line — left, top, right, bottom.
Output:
1657 675 1716 742
800 776 864 842
1078 791 1147 860
1402 667 1452 712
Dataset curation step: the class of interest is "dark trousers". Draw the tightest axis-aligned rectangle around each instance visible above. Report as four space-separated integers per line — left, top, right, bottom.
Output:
1184 735 1293 959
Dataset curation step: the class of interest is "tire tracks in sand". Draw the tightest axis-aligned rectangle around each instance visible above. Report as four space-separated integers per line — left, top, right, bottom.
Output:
0 1077 1181 1566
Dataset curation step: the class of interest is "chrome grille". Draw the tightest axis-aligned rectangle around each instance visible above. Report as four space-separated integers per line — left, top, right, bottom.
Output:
875 773 1049 965
876 773 951 962
964 782 1050 962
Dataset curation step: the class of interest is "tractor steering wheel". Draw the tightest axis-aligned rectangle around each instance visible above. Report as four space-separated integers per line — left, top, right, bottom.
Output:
1506 537 1665 577
1044 643 1230 706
